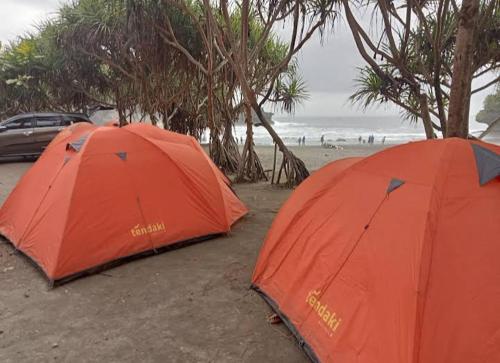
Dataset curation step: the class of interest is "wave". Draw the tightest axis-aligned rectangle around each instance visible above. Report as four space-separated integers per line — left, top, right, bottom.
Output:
229 116 427 145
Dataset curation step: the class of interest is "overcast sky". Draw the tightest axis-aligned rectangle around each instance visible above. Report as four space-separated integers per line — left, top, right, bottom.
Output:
0 0 493 128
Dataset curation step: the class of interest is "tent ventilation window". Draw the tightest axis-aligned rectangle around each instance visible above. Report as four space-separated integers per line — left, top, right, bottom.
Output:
471 144 500 186
66 134 89 152
387 178 405 194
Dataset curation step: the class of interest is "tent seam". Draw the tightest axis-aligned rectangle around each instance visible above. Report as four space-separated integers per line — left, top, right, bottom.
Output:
121 127 228 230
53 150 87 281
412 140 455 363
53 127 99 279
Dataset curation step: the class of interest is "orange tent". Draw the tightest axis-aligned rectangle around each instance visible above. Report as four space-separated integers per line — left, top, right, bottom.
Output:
0 123 247 283
252 138 500 363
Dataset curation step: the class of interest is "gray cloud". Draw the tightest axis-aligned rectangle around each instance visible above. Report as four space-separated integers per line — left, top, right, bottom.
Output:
0 0 62 44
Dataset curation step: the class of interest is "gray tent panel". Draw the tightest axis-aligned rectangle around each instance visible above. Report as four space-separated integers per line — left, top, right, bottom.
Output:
115 151 127 161
471 143 500 186
66 134 89 152
387 178 405 194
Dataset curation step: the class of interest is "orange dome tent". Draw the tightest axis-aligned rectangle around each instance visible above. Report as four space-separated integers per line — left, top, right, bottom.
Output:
0 123 247 284
252 138 500 363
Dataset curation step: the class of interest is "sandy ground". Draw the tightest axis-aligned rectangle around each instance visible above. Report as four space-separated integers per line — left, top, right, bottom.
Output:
0 144 388 363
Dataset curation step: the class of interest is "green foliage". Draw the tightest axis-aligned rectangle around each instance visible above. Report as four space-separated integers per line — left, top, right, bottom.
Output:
348 0 499 133
0 0 303 129
476 87 500 125
274 71 310 114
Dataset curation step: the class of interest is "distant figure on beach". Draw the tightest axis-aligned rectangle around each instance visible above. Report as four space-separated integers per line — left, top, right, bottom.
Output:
321 135 325 145
363 139 366 144
240 136 243 144
302 136 306 145
298 137 302 146
382 136 386 144
358 136 362 143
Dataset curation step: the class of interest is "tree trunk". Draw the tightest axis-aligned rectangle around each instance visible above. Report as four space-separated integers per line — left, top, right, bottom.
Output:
417 92 436 139
446 0 480 138
221 118 241 173
205 4 217 160
235 103 266 182
115 88 128 127
249 97 309 186
234 0 266 183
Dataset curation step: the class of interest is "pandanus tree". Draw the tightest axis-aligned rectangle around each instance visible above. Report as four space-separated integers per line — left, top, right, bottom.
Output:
57 0 211 138
1 0 320 187
345 0 500 138
153 0 311 178
0 37 51 117
57 0 143 125
151 0 240 171
203 0 335 186
0 21 108 119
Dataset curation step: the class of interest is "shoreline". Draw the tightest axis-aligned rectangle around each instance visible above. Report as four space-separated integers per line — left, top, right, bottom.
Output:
200 143 394 173
253 144 392 172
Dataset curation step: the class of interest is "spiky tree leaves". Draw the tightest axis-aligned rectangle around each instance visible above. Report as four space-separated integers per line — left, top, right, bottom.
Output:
207 0 335 186
344 0 500 138
0 0 318 187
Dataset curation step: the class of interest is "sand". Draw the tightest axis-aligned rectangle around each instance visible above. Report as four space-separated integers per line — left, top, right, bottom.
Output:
244 143 389 174
0 144 389 362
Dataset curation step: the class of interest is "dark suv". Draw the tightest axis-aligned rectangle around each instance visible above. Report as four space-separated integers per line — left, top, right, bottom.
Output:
0 113 92 157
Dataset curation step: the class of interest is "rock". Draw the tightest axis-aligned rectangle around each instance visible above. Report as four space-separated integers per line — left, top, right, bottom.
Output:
52 343 59 349
2 266 14 272
23 293 30 298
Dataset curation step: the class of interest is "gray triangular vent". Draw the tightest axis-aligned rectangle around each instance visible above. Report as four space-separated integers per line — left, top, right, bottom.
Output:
471 144 500 186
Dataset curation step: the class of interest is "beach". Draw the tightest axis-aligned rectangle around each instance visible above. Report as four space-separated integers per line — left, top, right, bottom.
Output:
244 143 390 174
0 144 389 362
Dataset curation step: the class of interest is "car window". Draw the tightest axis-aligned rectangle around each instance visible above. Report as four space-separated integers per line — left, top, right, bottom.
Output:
36 116 61 128
5 118 33 130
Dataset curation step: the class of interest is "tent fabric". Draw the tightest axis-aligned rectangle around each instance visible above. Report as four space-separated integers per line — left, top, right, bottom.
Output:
252 138 500 363
0 123 247 283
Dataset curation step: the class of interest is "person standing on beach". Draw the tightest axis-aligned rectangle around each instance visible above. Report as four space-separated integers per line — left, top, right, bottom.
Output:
358 136 362 143
298 137 301 146
382 136 386 144
302 136 306 145
321 135 325 146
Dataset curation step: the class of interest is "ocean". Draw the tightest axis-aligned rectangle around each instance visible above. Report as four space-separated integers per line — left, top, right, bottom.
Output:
92 110 492 145
232 116 428 146
231 115 493 145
